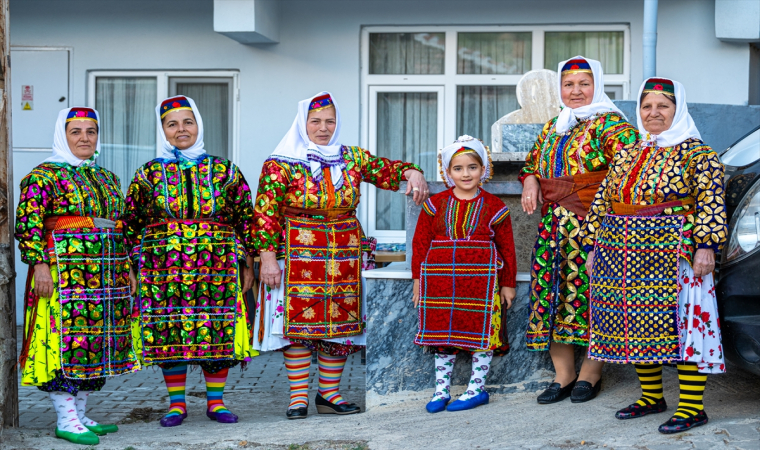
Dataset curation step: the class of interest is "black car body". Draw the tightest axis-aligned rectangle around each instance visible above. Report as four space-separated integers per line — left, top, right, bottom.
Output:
716 125 760 375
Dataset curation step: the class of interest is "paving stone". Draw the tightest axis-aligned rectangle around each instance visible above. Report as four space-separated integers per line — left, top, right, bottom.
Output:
721 423 760 441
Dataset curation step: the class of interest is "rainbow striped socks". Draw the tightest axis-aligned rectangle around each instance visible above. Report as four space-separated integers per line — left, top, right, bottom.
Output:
284 345 312 409
203 367 231 415
317 351 348 405
161 364 188 417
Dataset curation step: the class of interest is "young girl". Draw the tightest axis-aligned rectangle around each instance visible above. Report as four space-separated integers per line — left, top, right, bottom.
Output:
412 135 517 413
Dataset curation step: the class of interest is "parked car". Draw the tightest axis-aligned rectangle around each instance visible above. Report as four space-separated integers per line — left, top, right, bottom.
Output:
716 125 760 375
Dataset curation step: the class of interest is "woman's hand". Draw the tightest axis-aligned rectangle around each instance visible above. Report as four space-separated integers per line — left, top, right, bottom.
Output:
241 256 255 293
500 286 516 310
404 169 429 206
693 248 715 278
34 263 54 298
585 250 595 276
259 251 282 289
412 279 420 307
129 267 138 296
521 175 542 215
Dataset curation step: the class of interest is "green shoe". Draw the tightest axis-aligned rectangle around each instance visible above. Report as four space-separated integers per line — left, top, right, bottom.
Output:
85 423 119 435
55 428 100 445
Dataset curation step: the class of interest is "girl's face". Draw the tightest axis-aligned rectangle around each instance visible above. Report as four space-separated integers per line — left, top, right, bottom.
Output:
446 153 484 193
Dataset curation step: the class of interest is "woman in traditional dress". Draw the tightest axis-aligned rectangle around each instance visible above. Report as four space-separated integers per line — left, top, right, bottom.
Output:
124 96 257 427
521 56 638 404
16 107 138 445
253 91 428 419
412 136 517 413
582 78 726 434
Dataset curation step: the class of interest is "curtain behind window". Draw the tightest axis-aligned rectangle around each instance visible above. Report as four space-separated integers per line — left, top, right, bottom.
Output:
369 33 445 74
456 86 518 143
174 83 229 159
96 77 157 192
457 32 532 75
544 32 624 74
375 92 438 230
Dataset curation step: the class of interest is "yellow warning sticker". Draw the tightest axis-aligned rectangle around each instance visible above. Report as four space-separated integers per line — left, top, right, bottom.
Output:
22 101 33 110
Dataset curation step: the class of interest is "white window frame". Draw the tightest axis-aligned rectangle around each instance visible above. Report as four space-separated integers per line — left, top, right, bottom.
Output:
86 70 241 163
360 24 630 243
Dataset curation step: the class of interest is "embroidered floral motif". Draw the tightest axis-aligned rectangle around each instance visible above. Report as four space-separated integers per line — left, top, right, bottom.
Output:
296 229 316 246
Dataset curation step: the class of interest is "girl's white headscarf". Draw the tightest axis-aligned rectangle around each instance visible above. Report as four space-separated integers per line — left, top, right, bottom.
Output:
270 91 344 187
156 95 207 163
555 55 625 134
45 107 100 167
636 77 701 148
439 135 491 188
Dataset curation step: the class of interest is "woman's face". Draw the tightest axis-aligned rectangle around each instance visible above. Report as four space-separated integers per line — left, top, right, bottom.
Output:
66 121 98 160
306 107 337 145
560 72 595 108
162 109 198 150
640 94 676 135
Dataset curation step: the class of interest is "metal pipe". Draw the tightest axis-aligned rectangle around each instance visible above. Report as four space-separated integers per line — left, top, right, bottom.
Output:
643 0 659 79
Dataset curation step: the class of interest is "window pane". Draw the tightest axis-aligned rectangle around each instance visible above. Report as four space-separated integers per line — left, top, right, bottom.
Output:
369 33 445 74
375 92 438 230
544 31 624 74
174 82 230 159
457 32 532 74
456 86 518 143
95 77 157 191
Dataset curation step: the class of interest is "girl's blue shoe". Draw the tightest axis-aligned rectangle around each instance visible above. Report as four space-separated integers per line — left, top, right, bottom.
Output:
425 395 451 413
447 391 489 411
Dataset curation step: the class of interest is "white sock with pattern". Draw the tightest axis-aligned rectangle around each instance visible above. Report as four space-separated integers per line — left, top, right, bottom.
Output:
432 353 456 401
458 351 493 401
49 391 87 434
75 391 99 427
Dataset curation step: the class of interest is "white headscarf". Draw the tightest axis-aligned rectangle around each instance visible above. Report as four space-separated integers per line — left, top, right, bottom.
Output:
44 107 100 167
439 135 491 188
270 91 344 187
636 77 701 148
156 95 207 163
555 55 625 134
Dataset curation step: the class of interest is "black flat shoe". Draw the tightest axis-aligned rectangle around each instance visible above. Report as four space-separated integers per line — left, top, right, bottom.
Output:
315 394 361 415
537 379 576 404
571 378 602 403
615 398 668 419
658 410 708 434
286 407 308 420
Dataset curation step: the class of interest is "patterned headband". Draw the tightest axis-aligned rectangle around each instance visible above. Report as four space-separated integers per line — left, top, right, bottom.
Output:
160 96 193 119
642 78 675 97
561 58 593 75
309 94 334 112
66 107 98 123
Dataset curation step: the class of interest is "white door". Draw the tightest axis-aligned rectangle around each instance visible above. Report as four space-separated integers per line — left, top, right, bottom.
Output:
11 48 69 324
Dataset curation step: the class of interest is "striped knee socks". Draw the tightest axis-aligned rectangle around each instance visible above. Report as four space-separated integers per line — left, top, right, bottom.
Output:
317 351 348 405
161 364 188 417
674 363 707 418
203 367 231 415
634 363 664 406
284 344 312 409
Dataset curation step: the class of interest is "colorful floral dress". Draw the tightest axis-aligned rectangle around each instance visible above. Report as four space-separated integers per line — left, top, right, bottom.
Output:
253 145 420 356
579 138 727 373
411 188 517 355
522 112 637 351
15 162 139 394
123 155 257 369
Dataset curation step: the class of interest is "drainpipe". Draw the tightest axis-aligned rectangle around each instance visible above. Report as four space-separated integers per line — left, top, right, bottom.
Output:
643 0 659 79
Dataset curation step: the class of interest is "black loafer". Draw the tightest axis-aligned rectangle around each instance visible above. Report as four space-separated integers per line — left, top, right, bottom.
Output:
315 394 361 415
658 410 708 434
537 379 576 404
615 398 667 420
286 407 308 420
571 378 602 403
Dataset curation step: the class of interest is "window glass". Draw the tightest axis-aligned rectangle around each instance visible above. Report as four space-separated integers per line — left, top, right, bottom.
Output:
173 81 230 159
95 77 157 191
457 32 532 74
375 92 438 230
456 86 518 143
544 31 624 74
369 33 445 74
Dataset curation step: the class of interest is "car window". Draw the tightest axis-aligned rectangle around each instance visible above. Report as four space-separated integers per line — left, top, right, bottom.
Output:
722 128 760 168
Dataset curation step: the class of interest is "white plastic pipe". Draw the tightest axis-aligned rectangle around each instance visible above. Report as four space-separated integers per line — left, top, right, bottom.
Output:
643 0 659 79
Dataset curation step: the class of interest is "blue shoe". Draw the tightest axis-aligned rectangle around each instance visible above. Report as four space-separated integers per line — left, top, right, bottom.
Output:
425 395 451 413
447 391 489 412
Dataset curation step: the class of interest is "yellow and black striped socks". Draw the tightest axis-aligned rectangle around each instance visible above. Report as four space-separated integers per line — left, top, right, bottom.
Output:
634 363 664 406
674 363 707 419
